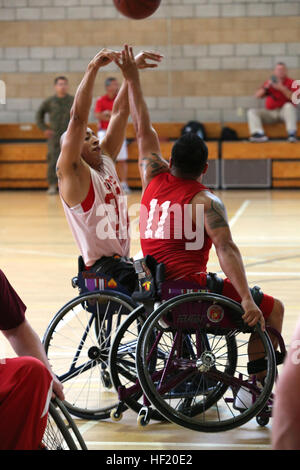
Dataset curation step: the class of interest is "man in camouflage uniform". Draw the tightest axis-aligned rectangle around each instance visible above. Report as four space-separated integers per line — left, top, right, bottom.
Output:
36 76 74 194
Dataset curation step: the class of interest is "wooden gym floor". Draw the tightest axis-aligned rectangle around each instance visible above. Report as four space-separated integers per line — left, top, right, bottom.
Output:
0 188 299 450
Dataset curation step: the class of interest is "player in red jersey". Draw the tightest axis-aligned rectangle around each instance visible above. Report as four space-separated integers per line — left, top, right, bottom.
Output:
114 46 284 406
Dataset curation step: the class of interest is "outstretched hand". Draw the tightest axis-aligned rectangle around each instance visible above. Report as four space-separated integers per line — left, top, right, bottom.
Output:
113 44 139 81
135 51 163 69
91 48 120 70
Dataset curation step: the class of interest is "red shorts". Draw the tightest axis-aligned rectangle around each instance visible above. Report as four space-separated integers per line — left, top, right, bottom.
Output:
185 274 275 320
0 356 53 450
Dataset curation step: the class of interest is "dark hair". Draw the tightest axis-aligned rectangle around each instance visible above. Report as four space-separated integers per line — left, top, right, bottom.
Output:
171 133 208 178
105 77 117 88
54 76 68 85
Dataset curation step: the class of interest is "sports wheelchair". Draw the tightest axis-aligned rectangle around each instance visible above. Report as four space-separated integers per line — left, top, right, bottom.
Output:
108 256 287 432
43 397 87 450
43 255 138 420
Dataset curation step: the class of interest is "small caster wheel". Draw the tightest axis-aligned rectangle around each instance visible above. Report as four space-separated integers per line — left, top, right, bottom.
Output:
137 414 149 427
137 408 150 427
101 370 113 389
256 415 269 427
110 409 123 422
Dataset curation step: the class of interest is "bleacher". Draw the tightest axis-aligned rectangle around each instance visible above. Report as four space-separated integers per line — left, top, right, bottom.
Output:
0 121 299 189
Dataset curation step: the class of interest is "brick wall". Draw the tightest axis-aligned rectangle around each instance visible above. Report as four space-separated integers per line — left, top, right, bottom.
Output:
0 0 300 124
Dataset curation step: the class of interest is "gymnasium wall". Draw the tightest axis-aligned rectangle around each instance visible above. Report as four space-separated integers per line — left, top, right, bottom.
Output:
1 0 300 124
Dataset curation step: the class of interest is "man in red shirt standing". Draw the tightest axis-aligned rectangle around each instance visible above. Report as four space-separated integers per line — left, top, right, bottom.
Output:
247 62 298 142
94 77 130 193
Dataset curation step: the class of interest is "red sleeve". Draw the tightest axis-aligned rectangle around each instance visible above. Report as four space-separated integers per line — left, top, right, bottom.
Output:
94 97 104 113
0 270 26 330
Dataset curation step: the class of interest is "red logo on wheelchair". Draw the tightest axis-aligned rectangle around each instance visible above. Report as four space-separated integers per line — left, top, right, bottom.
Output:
207 304 224 323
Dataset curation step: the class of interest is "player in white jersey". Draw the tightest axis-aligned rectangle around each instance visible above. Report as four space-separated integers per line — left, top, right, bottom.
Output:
57 48 162 268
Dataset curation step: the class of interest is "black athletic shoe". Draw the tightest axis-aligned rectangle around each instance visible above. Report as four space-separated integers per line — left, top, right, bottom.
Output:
249 133 269 142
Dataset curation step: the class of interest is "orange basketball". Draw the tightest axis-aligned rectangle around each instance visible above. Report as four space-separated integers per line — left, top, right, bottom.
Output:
113 0 161 20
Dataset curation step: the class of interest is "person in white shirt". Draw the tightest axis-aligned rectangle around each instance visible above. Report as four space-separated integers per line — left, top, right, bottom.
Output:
57 48 162 269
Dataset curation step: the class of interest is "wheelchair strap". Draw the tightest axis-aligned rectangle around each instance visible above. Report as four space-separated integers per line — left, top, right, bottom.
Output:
247 350 286 375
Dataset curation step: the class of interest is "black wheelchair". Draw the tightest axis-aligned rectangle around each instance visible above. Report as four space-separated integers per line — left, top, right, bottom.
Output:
43 397 87 450
109 256 287 432
43 255 137 420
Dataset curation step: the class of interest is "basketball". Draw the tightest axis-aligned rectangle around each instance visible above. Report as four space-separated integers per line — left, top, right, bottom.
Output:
113 0 161 20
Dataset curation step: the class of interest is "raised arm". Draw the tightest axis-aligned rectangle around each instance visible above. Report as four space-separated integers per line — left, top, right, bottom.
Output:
114 46 168 190
57 49 115 175
56 49 117 206
192 191 265 330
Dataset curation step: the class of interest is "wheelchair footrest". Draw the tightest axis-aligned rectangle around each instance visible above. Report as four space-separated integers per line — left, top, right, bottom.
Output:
247 350 286 375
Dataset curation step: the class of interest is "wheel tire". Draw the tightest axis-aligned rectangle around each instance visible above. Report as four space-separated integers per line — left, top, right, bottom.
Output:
136 292 276 433
43 290 136 420
43 399 85 450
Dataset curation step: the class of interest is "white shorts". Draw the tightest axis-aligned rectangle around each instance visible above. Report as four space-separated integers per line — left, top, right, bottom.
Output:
98 130 128 162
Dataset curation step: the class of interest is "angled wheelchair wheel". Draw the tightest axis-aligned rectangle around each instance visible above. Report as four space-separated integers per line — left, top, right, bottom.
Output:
136 292 276 433
42 398 87 450
43 291 136 420
109 305 165 422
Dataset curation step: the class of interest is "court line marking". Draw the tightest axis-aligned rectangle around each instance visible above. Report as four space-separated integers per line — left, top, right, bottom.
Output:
77 421 99 436
84 441 270 450
229 200 250 228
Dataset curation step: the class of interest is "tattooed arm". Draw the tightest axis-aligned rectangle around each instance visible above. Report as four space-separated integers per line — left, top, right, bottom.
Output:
139 152 169 188
191 192 265 329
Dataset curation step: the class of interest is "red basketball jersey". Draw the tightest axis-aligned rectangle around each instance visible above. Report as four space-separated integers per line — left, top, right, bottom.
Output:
140 172 212 280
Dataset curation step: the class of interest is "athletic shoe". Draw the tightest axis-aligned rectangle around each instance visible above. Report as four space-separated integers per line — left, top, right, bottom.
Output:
249 133 269 143
287 133 297 143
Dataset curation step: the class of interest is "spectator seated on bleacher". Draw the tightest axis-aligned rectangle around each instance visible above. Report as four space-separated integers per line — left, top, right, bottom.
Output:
247 62 298 143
